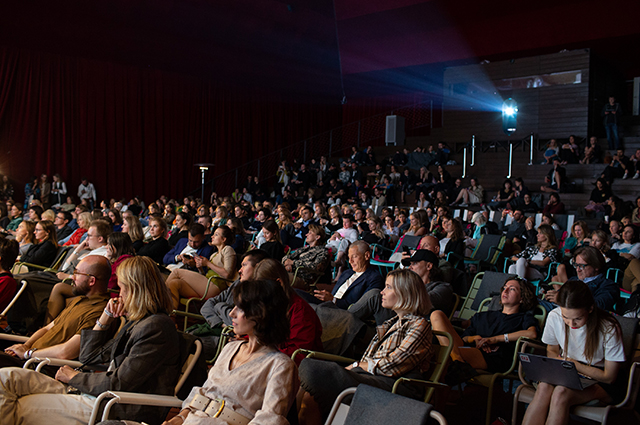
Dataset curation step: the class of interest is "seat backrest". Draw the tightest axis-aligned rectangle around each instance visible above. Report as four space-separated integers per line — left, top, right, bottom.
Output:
342 384 434 425
400 235 422 251
0 280 28 318
50 245 74 270
469 271 515 312
615 316 639 363
175 332 206 399
471 234 503 263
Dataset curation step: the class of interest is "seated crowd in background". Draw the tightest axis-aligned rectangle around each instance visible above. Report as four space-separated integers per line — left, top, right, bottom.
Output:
0 139 638 425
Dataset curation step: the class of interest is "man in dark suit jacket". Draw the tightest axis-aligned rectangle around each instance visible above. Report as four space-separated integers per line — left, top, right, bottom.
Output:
163 223 214 268
310 241 384 309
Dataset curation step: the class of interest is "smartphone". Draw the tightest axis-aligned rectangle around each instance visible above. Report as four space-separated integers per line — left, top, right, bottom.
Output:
402 246 411 254
183 254 193 260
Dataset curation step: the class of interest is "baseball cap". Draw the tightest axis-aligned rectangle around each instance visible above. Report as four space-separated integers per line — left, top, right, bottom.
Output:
401 249 439 267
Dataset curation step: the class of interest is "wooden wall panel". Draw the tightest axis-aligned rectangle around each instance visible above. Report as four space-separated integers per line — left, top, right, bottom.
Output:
442 50 590 143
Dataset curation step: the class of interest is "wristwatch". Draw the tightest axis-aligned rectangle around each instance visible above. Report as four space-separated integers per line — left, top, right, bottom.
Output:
352 361 359 368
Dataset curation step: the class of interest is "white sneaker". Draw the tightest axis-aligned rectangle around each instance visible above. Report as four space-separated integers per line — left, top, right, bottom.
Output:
634 172 640 180
622 173 629 180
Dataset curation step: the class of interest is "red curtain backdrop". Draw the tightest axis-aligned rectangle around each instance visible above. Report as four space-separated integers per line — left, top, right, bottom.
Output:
0 47 342 204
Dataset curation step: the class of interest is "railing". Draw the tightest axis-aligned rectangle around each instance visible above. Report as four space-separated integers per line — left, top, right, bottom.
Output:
192 100 434 199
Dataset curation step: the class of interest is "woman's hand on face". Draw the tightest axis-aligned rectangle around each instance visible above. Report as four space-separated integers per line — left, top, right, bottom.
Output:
105 296 126 318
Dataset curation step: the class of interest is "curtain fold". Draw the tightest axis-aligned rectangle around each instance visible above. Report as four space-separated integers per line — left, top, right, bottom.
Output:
0 46 341 203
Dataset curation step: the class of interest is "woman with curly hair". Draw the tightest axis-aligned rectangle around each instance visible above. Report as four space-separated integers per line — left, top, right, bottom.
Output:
431 277 538 381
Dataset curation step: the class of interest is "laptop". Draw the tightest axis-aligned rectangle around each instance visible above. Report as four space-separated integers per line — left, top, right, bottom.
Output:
518 353 599 390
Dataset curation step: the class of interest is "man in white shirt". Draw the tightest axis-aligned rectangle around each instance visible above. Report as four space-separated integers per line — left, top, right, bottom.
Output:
326 214 359 269
77 178 96 210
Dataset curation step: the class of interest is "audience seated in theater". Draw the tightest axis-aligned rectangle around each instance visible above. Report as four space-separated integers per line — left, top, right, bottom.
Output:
61 211 92 246
544 247 618 312
255 219 285 262
165 225 238 309
562 220 590 254
611 225 640 261
624 148 640 180
15 220 36 257
27 205 43 222
226 217 248 255
299 240 383 309
0 237 19 312
0 203 23 236
520 193 541 214
253 259 323 364
431 277 538 383
167 211 191 247
399 168 417 203
542 192 566 215
559 135 580 164
580 136 602 164
50 220 113 283
541 157 567 193
540 213 560 231
487 179 515 211
298 268 434 425
282 224 329 289
351 250 454 325
53 210 73 242
405 211 427 237
0 256 180 425
521 280 625 425
509 224 559 282
107 208 123 232
137 214 170 264
507 177 530 210
600 149 629 184
499 209 526 246
452 177 483 207
19 220 58 270
543 139 559 164
122 214 144 252
325 214 359 273
163 223 213 270
143 279 298 425
198 250 269 356
1 256 111 368
46 232 134 324
438 216 465 262
360 216 387 248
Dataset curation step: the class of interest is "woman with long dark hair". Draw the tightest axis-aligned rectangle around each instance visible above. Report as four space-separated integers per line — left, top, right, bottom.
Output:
521 280 625 425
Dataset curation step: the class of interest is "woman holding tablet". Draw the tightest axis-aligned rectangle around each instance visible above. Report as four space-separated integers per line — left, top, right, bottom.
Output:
522 280 625 425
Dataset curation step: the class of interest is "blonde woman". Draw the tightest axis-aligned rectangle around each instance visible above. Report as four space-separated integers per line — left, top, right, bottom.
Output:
0 256 181 425
62 212 93 246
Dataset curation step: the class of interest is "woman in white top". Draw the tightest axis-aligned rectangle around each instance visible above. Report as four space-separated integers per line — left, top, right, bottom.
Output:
522 280 625 425
611 225 640 260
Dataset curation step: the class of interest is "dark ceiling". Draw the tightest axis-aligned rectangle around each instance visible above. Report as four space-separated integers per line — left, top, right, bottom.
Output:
1 0 640 100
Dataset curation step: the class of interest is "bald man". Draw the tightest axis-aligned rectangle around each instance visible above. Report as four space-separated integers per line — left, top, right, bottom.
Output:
1 256 111 367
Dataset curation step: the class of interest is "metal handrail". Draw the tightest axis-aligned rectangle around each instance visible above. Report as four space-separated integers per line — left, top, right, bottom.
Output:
188 99 434 196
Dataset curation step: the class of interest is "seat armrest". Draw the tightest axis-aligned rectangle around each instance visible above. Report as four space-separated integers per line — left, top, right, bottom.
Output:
291 349 355 364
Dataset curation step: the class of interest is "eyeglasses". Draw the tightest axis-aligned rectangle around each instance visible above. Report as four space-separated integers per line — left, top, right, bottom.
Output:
572 262 589 271
73 270 95 278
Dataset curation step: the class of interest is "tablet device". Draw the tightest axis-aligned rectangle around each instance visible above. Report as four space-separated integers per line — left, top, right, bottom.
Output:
518 353 599 390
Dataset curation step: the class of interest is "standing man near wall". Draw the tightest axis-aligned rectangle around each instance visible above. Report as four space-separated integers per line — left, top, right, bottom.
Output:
602 96 622 150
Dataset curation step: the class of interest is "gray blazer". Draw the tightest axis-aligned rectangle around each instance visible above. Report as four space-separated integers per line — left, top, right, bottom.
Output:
70 314 181 423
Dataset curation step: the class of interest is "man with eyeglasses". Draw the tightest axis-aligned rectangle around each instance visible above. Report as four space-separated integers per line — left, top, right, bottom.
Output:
1 256 111 367
58 220 112 277
543 246 618 311
53 211 73 242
